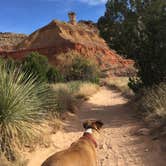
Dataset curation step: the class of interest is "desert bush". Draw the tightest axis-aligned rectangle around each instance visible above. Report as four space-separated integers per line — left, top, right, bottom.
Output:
47 67 64 83
128 76 143 93
0 58 20 72
66 56 99 83
56 51 79 70
51 81 99 113
107 77 134 96
136 83 166 123
66 81 82 94
0 63 55 160
76 82 99 99
51 83 76 113
22 52 49 81
56 51 100 83
22 52 64 84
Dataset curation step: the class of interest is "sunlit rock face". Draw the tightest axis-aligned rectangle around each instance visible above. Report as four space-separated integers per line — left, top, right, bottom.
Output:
0 18 135 76
0 32 27 50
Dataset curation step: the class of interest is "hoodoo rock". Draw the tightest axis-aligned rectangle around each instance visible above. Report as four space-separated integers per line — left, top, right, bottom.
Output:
0 13 134 76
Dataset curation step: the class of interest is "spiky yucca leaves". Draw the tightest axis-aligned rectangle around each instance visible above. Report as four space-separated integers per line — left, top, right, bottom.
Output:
0 64 55 160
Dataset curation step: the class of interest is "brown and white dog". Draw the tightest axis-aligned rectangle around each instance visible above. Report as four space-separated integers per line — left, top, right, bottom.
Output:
41 119 103 166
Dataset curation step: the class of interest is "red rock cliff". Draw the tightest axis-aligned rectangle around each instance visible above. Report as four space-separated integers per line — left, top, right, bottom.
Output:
0 20 134 76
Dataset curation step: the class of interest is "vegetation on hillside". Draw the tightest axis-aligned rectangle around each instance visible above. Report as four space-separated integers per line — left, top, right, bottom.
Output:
2 51 100 84
56 51 100 83
98 0 166 125
22 52 64 83
106 77 133 97
98 0 166 87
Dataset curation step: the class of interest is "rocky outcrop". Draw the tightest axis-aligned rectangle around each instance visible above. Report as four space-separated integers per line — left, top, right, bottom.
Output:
0 32 27 50
0 20 134 76
16 20 107 50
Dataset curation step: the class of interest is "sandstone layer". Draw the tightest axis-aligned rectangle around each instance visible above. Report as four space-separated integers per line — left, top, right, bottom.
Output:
0 32 27 50
0 20 134 76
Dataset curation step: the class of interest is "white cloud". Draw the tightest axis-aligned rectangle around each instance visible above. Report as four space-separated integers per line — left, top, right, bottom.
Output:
78 0 107 5
41 0 107 6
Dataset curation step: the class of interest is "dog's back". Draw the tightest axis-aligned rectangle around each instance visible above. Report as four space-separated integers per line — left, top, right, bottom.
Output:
41 120 103 166
41 138 97 166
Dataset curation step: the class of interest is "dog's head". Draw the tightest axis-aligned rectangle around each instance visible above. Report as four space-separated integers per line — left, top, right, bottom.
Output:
83 119 103 132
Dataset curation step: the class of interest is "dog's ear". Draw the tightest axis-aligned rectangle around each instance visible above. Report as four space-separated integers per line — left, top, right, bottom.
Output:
93 120 103 130
83 120 90 129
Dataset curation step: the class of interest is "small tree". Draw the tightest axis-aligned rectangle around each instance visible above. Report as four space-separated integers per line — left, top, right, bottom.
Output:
98 0 166 89
65 56 99 83
22 52 49 81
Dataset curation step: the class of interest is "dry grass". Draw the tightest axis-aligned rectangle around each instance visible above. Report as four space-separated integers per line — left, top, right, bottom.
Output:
106 77 134 96
46 113 64 134
51 83 77 113
0 153 28 166
76 82 99 99
137 83 166 124
51 81 99 112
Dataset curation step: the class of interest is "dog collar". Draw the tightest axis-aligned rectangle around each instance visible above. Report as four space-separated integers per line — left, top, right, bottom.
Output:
81 132 98 148
85 128 92 134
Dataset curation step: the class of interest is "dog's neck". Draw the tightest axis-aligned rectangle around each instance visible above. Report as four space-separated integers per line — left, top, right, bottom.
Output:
85 128 93 134
81 128 98 148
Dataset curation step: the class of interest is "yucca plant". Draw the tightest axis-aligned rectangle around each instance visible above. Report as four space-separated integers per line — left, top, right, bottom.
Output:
0 63 55 160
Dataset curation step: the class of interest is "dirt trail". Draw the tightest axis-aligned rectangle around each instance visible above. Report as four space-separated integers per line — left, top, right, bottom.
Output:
27 87 166 166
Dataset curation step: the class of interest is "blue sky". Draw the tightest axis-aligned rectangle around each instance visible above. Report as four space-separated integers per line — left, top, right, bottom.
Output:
0 0 107 34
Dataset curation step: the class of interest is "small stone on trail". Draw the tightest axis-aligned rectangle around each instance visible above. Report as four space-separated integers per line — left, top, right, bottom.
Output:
99 144 104 149
145 148 149 152
105 155 109 159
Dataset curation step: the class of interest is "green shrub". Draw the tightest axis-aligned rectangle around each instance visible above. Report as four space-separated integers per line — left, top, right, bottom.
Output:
65 56 99 83
0 58 20 73
22 52 49 81
66 81 82 94
23 52 65 84
128 77 143 93
0 63 54 160
47 67 64 83
98 0 166 89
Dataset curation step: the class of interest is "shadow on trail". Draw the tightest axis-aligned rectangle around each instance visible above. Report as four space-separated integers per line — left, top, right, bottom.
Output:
64 101 139 133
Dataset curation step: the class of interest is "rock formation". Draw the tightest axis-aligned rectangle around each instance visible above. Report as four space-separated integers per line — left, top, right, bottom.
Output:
0 13 134 76
0 32 27 50
68 12 77 25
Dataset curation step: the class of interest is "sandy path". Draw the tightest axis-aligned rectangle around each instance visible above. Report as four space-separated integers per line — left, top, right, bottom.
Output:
27 87 166 166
